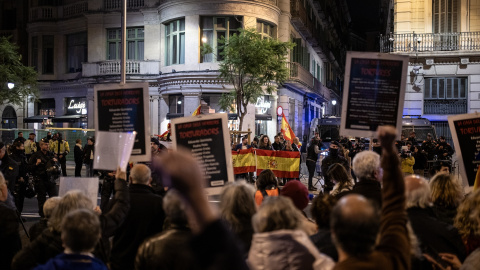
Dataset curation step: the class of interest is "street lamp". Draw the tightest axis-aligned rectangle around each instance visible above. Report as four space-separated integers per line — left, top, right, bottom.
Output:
7 82 14 89
331 100 337 116
331 100 337 106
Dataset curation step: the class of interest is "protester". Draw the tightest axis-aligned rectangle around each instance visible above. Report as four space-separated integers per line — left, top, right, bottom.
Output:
280 180 317 235
248 196 334 270
258 135 273 150
405 175 466 262
33 209 107 270
154 149 249 270
99 170 116 212
74 139 83 177
12 168 130 269
272 135 284 151
110 164 165 270
326 163 354 199
429 173 464 225
251 136 259 149
310 194 338 262
0 171 21 270
254 169 279 206
306 137 321 191
29 196 61 242
235 136 251 151
135 190 199 270
83 137 95 177
321 141 349 193
350 150 382 208
49 133 70 177
28 138 58 217
219 181 256 256
331 125 409 269
454 189 480 256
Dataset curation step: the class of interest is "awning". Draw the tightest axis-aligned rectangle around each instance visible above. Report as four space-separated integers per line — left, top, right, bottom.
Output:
52 115 87 123
23 115 51 123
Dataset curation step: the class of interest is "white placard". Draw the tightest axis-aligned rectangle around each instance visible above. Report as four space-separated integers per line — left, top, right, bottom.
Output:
94 131 136 172
59 177 99 207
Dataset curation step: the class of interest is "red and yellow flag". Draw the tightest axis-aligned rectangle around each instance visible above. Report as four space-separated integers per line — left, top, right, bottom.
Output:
192 105 202 116
232 148 256 174
256 149 300 178
281 114 295 143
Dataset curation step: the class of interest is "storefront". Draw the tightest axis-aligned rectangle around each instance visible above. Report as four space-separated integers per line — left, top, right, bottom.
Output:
52 97 87 128
254 95 273 137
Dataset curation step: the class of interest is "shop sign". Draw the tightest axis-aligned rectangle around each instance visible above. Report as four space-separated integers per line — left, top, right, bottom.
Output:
255 96 271 114
66 98 87 115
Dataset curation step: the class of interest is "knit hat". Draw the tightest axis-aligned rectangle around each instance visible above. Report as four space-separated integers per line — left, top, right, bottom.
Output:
280 180 309 210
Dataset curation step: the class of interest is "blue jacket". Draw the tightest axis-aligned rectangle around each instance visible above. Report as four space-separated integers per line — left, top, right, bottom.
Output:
235 143 251 151
33 253 107 270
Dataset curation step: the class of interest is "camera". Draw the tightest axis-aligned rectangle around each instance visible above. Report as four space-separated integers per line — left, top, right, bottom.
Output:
401 149 411 158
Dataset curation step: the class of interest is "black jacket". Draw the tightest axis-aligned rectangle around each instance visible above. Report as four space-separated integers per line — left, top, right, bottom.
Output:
28 150 55 179
0 203 21 270
110 184 165 270
74 144 83 164
10 150 28 181
310 228 338 262
321 154 350 184
0 154 19 192
351 178 383 208
83 144 94 163
12 178 130 270
407 207 466 261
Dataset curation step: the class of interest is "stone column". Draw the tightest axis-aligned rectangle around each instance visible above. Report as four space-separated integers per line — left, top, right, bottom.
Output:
183 92 200 116
87 88 95 129
150 95 159 135
159 94 169 133
143 10 161 61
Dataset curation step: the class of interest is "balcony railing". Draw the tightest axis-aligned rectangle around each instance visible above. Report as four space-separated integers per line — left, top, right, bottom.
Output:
286 62 329 99
424 99 467 115
104 0 145 10
63 1 88 18
159 0 277 5
82 60 160 77
30 6 58 21
380 32 480 53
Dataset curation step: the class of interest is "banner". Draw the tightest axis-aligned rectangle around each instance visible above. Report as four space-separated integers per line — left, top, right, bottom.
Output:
256 149 300 178
232 148 256 174
281 114 296 143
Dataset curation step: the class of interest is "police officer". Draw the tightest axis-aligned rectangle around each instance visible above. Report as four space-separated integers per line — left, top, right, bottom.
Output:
24 133 38 160
29 138 58 217
49 133 70 177
421 133 437 160
435 136 454 160
321 141 350 192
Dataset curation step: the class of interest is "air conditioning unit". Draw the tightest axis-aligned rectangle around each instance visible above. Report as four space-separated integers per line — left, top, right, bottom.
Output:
461 58 469 65
426 59 434 65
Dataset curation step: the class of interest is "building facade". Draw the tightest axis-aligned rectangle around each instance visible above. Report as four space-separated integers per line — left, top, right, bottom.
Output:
381 0 480 142
21 0 349 142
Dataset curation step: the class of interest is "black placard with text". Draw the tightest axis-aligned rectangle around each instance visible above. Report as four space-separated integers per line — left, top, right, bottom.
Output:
451 116 480 186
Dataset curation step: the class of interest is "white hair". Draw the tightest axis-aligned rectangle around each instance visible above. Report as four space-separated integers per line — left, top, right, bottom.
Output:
406 178 431 209
352 151 380 180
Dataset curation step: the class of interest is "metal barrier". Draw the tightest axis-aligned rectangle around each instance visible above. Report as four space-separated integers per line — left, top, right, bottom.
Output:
0 128 95 162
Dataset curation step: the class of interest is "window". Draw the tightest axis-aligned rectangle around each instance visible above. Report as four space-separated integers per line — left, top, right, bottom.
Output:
165 19 185 66
433 0 458 33
42 35 54 74
201 16 243 62
67 32 87 73
291 38 310 71
107 28 144 60
32 36 38 71
256 20 275 39
169 95 184 114
424 77 467 114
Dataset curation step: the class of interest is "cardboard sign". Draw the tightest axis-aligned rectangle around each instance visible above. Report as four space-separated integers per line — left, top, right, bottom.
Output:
94 83 151 163
171 113 234 195
94 131 136 171
340 52 408 138
448 113 480 187
59 177 99 207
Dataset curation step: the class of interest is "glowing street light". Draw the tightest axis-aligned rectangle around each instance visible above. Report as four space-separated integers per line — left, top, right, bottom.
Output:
7 82 14 89
331 100 337 106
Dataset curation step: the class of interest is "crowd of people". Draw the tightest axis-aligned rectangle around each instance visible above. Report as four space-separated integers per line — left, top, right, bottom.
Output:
0 126 478 270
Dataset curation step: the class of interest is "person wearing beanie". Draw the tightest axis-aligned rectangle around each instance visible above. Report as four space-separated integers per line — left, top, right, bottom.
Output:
321 141 349 193
280 180 317 235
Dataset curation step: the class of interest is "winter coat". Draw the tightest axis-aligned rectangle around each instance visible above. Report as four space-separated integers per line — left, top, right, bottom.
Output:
400 156 415 174
0 203 21 270
83 144 94 163
33 253 107 270
351 178 383 208
74 144 83 164
248 229 335 270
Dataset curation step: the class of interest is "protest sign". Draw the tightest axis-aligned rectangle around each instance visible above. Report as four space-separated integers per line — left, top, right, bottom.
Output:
59 177 99 207
340 52 408 138
94 83 151 163
94 131 136 171
171 113 234 195
448 113 480 188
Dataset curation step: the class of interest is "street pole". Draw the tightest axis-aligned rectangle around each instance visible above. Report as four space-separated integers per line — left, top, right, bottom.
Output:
120 0 127 85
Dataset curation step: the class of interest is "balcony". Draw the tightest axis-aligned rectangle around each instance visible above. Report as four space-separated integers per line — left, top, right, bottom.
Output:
380 32 480 53
29 1 88 22
424 99 467 115
30 6 58 21
104 0 146 10
63 1 88 18
159 0 278 6
286 62 330 100
82 60 160 77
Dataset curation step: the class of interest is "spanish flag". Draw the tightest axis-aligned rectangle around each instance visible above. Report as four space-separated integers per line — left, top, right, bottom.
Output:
232 148 256 174
256 149 300 178
192 105 201 116
281 113 295 143
157 131 169 139
474 164 480 190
